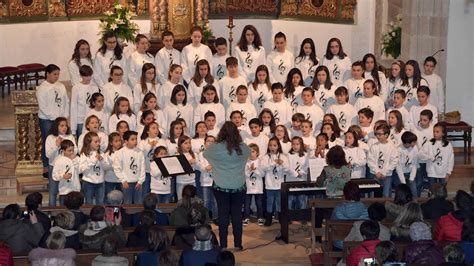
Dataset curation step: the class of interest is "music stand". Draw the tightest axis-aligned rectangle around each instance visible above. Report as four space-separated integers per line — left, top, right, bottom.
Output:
154 154 194 177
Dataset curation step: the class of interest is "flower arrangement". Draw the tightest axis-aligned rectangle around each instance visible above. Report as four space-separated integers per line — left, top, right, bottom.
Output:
381 14 402 59
203 25 214 43
99 1 140 44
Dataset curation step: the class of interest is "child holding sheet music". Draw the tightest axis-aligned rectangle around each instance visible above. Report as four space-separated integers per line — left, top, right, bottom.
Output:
150 146 173 203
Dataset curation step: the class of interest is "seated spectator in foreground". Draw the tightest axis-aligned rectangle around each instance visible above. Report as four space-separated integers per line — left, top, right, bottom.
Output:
91 235 128 266
390 202 423 241
126 210 156 248
179 224 219 266
132 193 169 226
375 241 405 266
460 216 474 264
136 226 171 266
434 190 473 242
404 222 444 265
217 250 236 266
332 181 368 220
159 249 180 266
345 202 391 243
0 241 13 266
171 185 210 228
346 220 381 266
79 206 126 250
421 183 454 220
0 204 44 253
44 210 81 249
106 190 132 227
24 192 51 236
440 243 467 266
28 231 76 266
385 184 413 221
64 191 88 230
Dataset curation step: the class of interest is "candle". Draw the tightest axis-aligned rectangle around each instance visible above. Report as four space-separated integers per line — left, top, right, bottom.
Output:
229 16 233 26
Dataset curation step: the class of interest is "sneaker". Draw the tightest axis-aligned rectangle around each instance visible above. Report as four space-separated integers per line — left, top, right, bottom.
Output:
243 218 250 225
257 218 264 226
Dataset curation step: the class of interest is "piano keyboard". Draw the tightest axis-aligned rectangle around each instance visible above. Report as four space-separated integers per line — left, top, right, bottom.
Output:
289 183 380 192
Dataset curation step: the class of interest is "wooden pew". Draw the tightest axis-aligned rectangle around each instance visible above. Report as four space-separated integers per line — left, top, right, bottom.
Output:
123 225 178 241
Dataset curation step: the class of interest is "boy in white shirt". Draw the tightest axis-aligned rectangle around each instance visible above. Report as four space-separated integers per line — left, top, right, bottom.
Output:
422 56 444 114
394 131 419 197
367 124 399 197
410 86 438 128
52 140 80 205
413 109 434 197
204 111 220 137
226 85 257 127
344 61 366 105
296 87 324 133
211 37 229 81
357 108 374 143
244 118 269 158
262 83 293 127
387 89 412 131
113 130 146 204
155 31 182 85
289 113 305 137
219 57 247 109
301 120 316 154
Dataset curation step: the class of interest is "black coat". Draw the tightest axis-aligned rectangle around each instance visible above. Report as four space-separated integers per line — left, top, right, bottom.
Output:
421 198 454 220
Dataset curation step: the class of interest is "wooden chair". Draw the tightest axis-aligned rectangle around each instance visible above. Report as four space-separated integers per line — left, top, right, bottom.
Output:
17 63 46 89
0 66 23 97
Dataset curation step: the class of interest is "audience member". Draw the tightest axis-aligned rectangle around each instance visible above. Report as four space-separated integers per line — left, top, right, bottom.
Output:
28 231 76 266
347 220 381 266
345 202 391 243
179 224 219 266
404 221 444 265
126 210 156 247
136 226 170 266
78 206 126 250
440 243 467 266
217 250 235 266
24 192 51 237
132 193 169 226
385 184 413 221
64 191 88 230
91 235 128 266
421 183 454 220
460 215 474 264
0 204 44 253
390 202 423 241
434 190 473 242
375 241 402 265
170 185 210 227
332 181 368 220
45 210 81 249
158 249 180 266
0 241 13 266
106 190 132 227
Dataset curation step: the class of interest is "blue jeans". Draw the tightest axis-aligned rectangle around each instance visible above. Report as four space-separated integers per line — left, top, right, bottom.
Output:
142 173 151 198
416 163 428 196
39 119 54 168
392 172 418 198
428 177 447 186
266 189 281 213
202 186 217 218
370 173 392 197
76 123 83 138
156 193 172 203
104 182 122 203
83 181 105 205
244 194 263 219
122 182 143 204
48 166 59 206
195 171 203 198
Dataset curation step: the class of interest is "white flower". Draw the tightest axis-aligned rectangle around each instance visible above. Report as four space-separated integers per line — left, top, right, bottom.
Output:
389 21 394 26
391 32 396 37
114 4 122 10
104 11 113 16
125 14 132 21
110 23 117 30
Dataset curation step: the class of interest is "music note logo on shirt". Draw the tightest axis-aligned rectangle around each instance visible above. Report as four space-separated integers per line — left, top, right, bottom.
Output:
295 162 301 177
422 136 428 147
257 92 265 109
355 86 362 99
147 149 154 161
54 90 62 107
130 156 138 175
176 111 182 120
249 171 256 186
194 54 199 66
93 161 101 176
405 155 411 168
306 113 311 120
216 64 225 80
290 96 298 111
169 53 174 66
406 85 414 101
348 156 353 164
229 86 236 102
273 110 280 124
308 62 316 76
377 151 385 169
319 92 327 108
433 148 442 166
65 165 71 182
245 53 253 68
333 64 340 80
86 92 92 105
278 59 286 75
240 110 247 125
114 92 119 103
273 165 278 180
339 111 346 129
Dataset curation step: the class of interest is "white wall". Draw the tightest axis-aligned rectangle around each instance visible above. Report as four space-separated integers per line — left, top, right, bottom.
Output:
446 0 474 125
0 1 375 81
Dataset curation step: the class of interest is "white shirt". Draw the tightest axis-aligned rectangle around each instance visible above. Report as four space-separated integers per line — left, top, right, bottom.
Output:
79 151 105 184
85 109 110 134
176 152 196 184
344 78 366 105
226 101 257 127
113 146 146 184
419 140 454 178
244 134 269 158
188 79 217 106
422 73 444 113
354 95 386 122
266 49 295 85
102 81 133 114
211 54 229 81
194 102 225 128
156 80 181 108
400 78 428 110
70 82 101 134
295 56 319 87
67 58 94 87
77 130 108 153
301 135 317 154
165 138 179 156
150 161 172 194
396 146 418 183
409 103 438 128
94 50 128 88
36 80 70 120
155 47 181 85
296 104 324 133
387 78 403 105
45 134 77 166
245 159 264 194
52 155 81 195
181 44 213 83
235 45 266 83
321 55 352 87
414 125 434 163
389 128 407 147
285 85 305 113
219 75 247 109
197 152 214 187
344 146 367 179
138 137 167 172
364 70 389 102
248 83 272 114
132 82 158 113
314 84 336 111
127 51 154 87
387 105 412 131
108 113 137 132
367 141 399 176
103 151 121 183
286 152 308 182
327 103 358 132
262 99 293 127
163 103 194 136
260 153 289 190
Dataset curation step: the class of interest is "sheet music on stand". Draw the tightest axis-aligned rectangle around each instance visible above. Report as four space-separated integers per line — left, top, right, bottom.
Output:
154 154 194 177
308 157 326 181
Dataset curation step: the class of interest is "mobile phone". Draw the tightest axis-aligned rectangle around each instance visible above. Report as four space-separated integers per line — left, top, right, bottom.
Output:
362 258 375 265
113 207 119 218
23 211 29 216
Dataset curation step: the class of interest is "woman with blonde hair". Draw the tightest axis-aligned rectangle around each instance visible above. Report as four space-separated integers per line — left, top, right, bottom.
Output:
29 231 76 266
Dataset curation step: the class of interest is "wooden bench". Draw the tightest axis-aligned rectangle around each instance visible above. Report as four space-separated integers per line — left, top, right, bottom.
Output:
16 176 48 195
123 225 178 241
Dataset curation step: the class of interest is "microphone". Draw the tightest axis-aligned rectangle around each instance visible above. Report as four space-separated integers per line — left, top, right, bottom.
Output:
432 49 445 57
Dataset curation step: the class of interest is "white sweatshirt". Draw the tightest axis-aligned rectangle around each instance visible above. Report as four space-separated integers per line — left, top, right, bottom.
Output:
103 151 121 183
344 78 366 105
84 109 110 134
79 151 105 184
211 54 229 81
245 159 264 194
194 102 225 128
344 146 367 179
244 134 269 158
155 47 181 85
94 50 128 88
400 78 428 110
108 113 137 132
314 85 336 111
280 140 292 155
248 83 272 114
419 140 454 178
328 103 358 132
197 152 214 187
262 99 293 127
226 101 257 126
261 153 290 190
138 137 167 173
409 103 438 128
45 134 77 166
234 45 266 83
295 56 319 87
367 141 399 176
132 82 158 112
67 58 94 87
188 79 217 107
286 152 308 182
150 161 172 194
102 81 133 114
165 138 179 156
387 78 403 104
364 71 389 102
389 128 406 147
422 73 444 113
70 82 101 134
176 152 196 184
354 95 386 122
163 103 194 136
136 109 166 137
414 125 434 163
321 56 352 87
387 105 412 131
127 51 154 87
207 127 220 138
285 85 304 113
191 138 205 154
328 137 344 148
52 155 81 195
36 80 70 120
219 75 247 109
296 104 324 133
180 44 213 83
301 135 317 155
396 145 418 183
77 130 108 153
113 146 146 184
156 80 181 108
266 49 295 85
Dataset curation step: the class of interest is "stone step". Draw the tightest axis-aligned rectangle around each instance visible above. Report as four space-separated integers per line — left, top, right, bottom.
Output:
0 128 14 142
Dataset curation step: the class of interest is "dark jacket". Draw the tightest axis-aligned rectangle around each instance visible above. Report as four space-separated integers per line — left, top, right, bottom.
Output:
42 226 81 250
132 209 170 226
136 250 164 266
179 248 219 266
172 227 219 251
460 241 474 264
421 198 454 220
0 219 44 254
126 224 150 248
404 240 445 265
70 209 88 231
434 211 464 241
78 221 126 250
390 224 411 241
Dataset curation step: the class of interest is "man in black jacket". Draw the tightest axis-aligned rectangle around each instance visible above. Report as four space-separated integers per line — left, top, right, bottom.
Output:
421 183 454 220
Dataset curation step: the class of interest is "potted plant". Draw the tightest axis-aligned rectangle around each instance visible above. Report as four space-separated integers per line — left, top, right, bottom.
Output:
381 14 402 59
98 1 140 44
